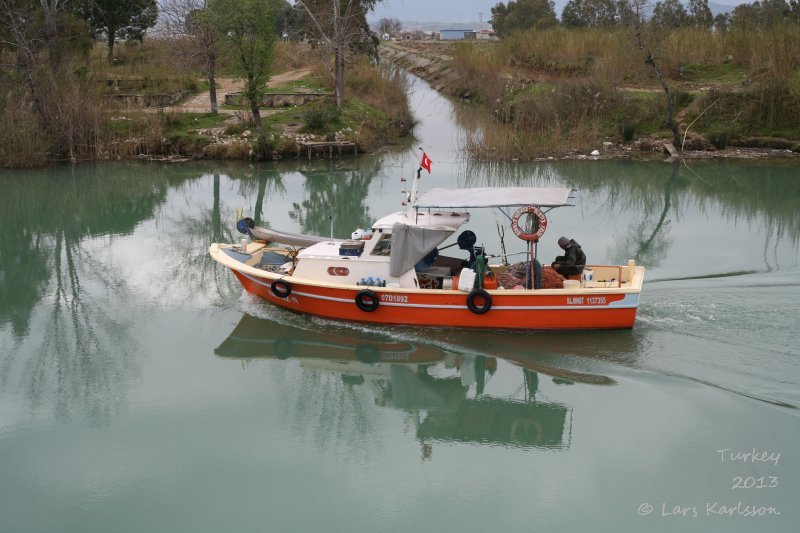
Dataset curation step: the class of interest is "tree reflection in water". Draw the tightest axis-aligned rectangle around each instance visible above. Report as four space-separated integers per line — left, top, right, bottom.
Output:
158 167 286 305
290 158 381 237
450 158 800 271
609 162 683 267
0 163 187 424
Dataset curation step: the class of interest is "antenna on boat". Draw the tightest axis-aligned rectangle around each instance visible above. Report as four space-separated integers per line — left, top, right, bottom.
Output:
329 215 333 240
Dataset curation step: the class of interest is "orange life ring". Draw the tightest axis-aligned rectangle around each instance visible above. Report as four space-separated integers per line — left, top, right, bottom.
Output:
511 206 547 242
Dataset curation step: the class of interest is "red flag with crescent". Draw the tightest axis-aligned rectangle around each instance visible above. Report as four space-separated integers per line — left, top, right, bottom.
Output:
420 152 432 174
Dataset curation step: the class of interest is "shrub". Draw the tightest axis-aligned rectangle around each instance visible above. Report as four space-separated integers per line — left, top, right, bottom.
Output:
618 120 637 143
706 129 731 149
224 121 250 135
302 105 339 133
252 130 278 159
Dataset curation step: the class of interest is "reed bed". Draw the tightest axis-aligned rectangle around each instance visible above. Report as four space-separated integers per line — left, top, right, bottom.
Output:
448 21 800 159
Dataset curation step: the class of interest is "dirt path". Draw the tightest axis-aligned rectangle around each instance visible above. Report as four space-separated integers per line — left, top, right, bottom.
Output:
170 68 313 115
173 78 243 115
268 68 312 87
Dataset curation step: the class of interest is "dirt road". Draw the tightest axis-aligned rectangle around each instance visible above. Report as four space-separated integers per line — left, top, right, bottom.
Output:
171 69 313 115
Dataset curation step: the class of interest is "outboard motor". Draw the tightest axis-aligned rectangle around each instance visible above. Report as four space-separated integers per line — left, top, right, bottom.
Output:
237 217 256 235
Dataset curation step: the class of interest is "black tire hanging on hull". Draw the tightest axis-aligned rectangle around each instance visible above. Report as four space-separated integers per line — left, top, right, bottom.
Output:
355 289 380 312
466 289 492 314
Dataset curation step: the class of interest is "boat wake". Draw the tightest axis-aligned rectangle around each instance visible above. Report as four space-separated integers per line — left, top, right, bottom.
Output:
635 276 800 410
648 270 759 283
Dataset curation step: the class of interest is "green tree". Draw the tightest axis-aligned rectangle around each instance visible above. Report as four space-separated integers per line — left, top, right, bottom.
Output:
73 0 157 64
205 0 277 132
490 0 557 38
687 0 713 28
731 0 793 27
652 0 689 29
561 0 626 28
713 12 731 31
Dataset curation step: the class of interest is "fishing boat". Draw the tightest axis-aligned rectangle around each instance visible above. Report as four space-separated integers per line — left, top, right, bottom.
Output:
209 156 645 330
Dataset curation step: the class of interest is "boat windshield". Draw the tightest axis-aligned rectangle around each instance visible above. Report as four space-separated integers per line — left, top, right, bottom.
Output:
371 234 392 256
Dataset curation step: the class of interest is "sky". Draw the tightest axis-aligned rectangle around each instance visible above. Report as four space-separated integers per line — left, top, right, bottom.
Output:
368 0 750 23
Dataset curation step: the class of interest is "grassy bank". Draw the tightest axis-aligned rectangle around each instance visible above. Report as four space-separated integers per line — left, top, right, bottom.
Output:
392 22 800 160
0 39 413 168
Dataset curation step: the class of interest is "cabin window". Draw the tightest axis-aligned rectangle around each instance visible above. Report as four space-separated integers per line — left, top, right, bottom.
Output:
371 234 392 256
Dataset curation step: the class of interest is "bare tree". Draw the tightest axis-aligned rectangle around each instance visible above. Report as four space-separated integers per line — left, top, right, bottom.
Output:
293 0 377 109
377 16 401 37
627 0 681 150
39 0 69 66
0 0 46 115
160 0 219 113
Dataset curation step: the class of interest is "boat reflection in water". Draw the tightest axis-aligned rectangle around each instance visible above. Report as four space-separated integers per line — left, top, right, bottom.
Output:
215 315 619 450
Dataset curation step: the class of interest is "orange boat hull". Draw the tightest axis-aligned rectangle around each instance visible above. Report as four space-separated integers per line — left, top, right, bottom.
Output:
232 270 639 331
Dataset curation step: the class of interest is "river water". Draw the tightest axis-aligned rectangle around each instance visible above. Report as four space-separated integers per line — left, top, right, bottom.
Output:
1 74 798 533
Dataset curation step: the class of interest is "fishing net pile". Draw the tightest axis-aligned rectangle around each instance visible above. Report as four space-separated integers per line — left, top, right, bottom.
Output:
496 262 566 289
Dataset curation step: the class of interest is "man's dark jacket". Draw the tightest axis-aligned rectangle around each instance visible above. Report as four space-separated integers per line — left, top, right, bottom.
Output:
554 239 586 277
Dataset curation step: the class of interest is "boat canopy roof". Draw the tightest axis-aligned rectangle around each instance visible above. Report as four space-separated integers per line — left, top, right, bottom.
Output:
372 211 469 231
414 187 577 209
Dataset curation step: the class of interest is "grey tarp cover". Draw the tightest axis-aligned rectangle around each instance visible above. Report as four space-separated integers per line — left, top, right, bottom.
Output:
414 187 576 209
390 223 452 277
249 225 338 247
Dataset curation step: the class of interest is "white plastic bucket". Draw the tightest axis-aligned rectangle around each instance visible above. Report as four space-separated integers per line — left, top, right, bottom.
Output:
581 269 593 286
458 268 477 292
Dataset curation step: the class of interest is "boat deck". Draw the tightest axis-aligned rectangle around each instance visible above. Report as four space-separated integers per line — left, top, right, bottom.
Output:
229 242 640 293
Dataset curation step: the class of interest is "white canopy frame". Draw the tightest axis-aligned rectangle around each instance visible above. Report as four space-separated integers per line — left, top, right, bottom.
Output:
413 187 578 210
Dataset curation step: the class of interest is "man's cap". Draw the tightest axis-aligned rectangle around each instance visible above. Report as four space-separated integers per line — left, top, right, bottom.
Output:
557 236 570 248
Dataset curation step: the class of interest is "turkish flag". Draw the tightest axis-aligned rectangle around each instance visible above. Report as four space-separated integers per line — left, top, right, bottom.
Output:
420 152 432 174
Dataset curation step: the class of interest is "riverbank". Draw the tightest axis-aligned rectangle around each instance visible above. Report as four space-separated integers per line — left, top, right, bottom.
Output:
379 32 800 161
153 56 414 162
0 42 413 168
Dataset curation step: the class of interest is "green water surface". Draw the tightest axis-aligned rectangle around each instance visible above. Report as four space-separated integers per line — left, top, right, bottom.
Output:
1 75 798 533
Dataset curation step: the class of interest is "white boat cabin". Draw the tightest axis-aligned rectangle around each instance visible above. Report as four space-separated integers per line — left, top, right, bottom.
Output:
291 210 470 289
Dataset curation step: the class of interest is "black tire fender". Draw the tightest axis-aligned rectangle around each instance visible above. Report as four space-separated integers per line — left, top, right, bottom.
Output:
355 289 380 312
271 279 292 298
466 288 492 314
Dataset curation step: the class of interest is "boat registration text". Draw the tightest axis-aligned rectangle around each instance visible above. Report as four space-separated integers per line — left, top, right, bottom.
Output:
381 294 409 303
567 296 607 305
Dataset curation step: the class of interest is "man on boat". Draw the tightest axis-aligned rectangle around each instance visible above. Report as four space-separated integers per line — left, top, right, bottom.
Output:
552 236 586 278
